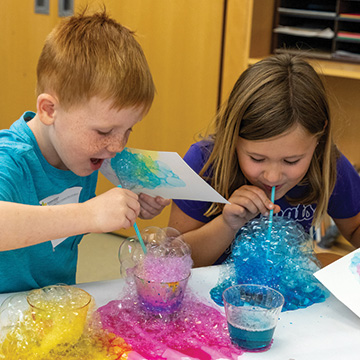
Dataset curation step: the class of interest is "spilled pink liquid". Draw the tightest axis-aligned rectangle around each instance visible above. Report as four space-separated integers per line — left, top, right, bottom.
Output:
98 290 244 359
99 251 243 359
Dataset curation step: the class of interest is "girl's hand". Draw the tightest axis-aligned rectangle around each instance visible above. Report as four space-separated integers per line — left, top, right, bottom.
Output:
222 185 281 232
138 193 171 219
84 187 141 233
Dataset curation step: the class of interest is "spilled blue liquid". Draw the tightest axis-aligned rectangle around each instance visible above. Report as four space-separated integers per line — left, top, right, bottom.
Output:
210 217 330 311
111 148 186 190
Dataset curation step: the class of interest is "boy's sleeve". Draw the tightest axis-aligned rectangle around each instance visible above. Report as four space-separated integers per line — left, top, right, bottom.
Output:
0 151 28 203
327 154 360 219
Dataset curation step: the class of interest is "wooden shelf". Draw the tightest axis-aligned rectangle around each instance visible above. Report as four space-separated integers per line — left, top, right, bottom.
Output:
248 56 360 79
273 0 360 65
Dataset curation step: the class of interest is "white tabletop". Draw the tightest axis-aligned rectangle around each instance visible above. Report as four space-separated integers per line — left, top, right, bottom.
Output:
1 265 359 359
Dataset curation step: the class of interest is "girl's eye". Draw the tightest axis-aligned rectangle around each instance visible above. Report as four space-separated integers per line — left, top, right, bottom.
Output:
284 159 300 165
250 156 264 163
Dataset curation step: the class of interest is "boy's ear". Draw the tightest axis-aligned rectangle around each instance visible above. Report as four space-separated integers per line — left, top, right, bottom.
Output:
37 94 58 125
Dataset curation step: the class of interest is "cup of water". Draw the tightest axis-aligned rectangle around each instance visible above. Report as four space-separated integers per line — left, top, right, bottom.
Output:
222 284 284 351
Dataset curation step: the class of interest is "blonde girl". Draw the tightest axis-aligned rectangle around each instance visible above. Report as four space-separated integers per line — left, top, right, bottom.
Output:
169 53 360 267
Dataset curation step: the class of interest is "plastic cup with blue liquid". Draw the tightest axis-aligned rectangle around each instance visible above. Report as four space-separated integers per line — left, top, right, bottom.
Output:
223 284 284 351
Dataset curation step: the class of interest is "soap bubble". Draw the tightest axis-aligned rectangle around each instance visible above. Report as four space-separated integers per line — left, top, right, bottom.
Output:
119 236 145 277
119 226 192 278
210 216 329 311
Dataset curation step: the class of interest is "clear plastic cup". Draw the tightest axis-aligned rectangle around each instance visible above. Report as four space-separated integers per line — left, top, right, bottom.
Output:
27 285 92 351
223 284 284 351
134 273 190 314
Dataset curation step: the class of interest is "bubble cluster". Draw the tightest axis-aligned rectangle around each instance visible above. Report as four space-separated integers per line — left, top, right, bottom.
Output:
119 226 193 281
98 286 244 359
111 226 243 358
210 217 330 311
0 285 131 359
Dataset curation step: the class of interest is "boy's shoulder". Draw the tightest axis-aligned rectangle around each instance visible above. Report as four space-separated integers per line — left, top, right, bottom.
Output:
0 113 36 161
0 112 35 145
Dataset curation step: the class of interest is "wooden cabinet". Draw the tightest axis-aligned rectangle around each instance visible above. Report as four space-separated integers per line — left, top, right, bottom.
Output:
0 1 62 125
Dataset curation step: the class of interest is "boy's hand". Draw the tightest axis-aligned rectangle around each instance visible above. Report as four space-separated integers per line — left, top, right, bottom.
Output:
138 193 171 219
84 187 141 233
222 185 281 232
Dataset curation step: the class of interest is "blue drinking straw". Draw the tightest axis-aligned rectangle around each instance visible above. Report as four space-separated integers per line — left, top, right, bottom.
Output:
267 186 276 240
117 184 147 254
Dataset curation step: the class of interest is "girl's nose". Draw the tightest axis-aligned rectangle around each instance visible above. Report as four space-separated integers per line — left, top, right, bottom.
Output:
263 167 282 184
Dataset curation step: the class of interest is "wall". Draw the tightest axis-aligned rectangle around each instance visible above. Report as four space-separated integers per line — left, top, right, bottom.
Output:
0 1 62 124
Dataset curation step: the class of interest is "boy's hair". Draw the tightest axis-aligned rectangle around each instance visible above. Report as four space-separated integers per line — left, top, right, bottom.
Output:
36 9 155 113
201 53 338 227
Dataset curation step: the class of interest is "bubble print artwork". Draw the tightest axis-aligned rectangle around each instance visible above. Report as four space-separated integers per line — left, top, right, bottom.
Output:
111 148 186 191
350 252 360 282
210 217 330 311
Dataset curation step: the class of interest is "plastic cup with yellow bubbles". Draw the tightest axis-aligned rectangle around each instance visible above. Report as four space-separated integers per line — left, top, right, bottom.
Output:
28 285 92 347
0 285 93 358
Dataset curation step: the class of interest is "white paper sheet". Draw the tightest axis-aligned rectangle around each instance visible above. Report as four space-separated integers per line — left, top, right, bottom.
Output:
100 148 229 204
314 248 360 318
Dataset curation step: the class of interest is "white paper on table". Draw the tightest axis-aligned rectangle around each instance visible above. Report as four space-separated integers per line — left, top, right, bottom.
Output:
100 148 229 204
314 248 360 318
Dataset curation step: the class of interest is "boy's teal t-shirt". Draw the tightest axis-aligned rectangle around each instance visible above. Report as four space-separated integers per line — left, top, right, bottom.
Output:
0 112 98 293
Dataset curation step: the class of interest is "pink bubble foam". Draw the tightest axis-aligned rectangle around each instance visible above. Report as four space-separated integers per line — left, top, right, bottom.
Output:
97 288 244 359
135 253 192 282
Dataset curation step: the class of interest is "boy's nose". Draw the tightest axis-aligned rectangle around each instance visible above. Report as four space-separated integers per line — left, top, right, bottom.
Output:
106 140 125 155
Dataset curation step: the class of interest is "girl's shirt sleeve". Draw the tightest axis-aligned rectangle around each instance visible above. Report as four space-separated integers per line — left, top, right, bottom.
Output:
327 154 360 219
173 142 215 223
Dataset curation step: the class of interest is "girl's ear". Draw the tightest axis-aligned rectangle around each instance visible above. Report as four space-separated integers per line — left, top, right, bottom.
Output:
36 93 58 125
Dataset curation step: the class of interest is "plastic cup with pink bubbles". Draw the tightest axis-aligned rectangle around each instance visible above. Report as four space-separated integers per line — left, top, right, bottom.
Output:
119 226 193 314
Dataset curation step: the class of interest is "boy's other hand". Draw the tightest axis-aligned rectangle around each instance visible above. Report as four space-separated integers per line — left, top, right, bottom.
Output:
138 193 171 219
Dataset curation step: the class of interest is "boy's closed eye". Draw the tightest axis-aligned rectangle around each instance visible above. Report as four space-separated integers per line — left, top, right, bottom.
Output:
97 129 113 136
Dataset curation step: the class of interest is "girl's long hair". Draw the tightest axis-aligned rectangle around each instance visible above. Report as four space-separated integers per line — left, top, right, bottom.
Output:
201 54 338 227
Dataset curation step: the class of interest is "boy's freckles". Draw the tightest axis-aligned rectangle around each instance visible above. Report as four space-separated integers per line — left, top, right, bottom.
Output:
44 98 144 176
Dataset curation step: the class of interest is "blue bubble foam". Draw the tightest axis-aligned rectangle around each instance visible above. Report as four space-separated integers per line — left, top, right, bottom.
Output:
210 217 329 311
